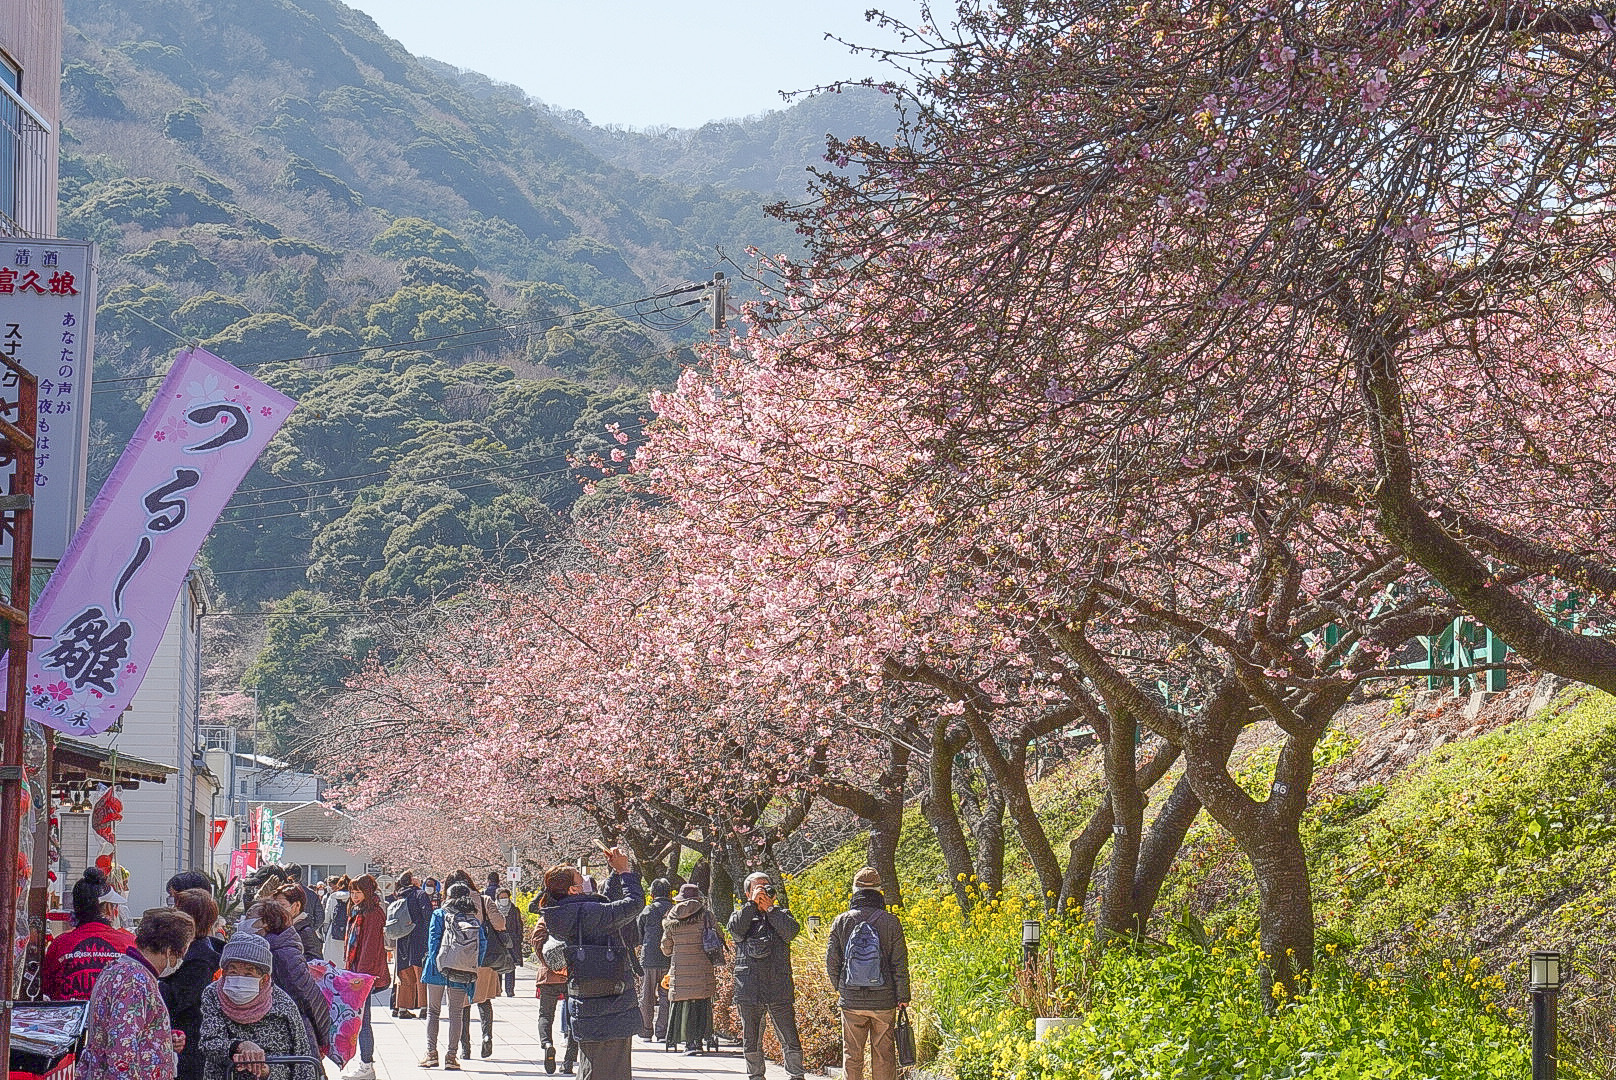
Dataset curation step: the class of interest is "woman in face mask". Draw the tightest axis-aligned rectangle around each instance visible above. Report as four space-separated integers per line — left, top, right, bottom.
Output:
159 889 224 1080
197 932 318 1080
78 906 195 1080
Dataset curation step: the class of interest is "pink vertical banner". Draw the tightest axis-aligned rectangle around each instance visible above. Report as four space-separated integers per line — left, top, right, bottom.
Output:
25 348 295 734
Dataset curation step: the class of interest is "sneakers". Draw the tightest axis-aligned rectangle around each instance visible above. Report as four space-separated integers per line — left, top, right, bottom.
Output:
343 1063 377 1080
419 1051 439 1069
444 1055 461 1072
545 1046 556 1074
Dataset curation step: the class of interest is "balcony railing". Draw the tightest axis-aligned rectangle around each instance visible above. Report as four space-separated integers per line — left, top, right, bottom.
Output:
0 81 52 239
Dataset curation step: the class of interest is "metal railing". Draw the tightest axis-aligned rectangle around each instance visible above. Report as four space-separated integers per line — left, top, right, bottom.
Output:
0 80 53 239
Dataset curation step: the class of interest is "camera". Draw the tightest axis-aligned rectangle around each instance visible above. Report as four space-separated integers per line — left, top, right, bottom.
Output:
760 884 777 899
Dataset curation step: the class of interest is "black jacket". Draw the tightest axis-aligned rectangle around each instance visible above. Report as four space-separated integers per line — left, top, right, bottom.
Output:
637 897 673 971
299 883 324 936
728 901 799 1005
292 912 323 960
541 871 645 1041
395 884 432 968
159 936 221 1080
825 889 910 1010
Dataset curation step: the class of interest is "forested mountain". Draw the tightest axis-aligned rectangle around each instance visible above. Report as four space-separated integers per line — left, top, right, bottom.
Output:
547 87 903 196
57 0 896 751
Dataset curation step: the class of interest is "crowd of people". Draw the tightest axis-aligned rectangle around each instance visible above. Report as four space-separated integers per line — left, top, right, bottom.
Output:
33 854 913 1080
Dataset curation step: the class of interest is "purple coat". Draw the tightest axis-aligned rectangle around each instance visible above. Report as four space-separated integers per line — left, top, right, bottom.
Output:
265 926 333 1052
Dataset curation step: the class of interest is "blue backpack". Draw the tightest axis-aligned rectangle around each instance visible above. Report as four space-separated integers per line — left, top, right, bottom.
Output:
841 917 885 989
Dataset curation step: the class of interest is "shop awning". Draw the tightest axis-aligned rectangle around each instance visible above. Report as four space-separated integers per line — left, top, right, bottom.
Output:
50 735 174 788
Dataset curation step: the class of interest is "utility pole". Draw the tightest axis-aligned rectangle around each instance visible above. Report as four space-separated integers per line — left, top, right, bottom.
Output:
711 271 728 332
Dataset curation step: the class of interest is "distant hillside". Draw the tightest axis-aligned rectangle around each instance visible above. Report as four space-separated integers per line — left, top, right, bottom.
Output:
547 87 904 197
62 0 809 301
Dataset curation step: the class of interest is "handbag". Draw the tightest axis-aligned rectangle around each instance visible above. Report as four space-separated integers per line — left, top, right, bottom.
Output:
474 965 502 1003
482 926 516 974
700 913 726 963
895 1004 917 1069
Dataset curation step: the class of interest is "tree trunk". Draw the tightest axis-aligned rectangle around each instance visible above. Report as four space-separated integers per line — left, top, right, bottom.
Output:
1248 824 1313 1000
819 741 911 907
966 765 1007 895
920 721 978 912
866 795 906 908
960 705 1064 905
1181 692 1321 1002
1130 774 1201 926
710 858 736 922
1059 798 1114 915
1098 710 1144 936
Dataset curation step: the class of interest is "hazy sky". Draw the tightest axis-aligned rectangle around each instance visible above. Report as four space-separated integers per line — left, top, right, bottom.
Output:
346 1 929 129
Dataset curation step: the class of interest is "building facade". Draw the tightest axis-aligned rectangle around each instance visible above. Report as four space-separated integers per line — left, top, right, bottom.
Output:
0 0 60 238
79 575 219 912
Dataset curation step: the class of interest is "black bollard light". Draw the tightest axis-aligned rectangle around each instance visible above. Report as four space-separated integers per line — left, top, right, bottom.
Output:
1529 950 1567 1080
1022 919 1042 968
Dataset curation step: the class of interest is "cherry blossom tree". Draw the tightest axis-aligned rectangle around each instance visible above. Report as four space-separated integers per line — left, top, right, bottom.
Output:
780 0 1616 694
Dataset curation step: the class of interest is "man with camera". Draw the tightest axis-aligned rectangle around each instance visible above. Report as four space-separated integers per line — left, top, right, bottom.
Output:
727 872 805 1080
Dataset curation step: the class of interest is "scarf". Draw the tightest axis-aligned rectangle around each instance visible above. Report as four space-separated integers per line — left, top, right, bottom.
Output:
219 974 274 1025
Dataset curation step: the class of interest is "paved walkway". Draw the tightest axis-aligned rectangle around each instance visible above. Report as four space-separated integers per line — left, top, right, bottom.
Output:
333 969 797 1080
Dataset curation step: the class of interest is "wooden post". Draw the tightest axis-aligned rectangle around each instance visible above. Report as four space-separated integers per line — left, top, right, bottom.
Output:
0 356 37 1066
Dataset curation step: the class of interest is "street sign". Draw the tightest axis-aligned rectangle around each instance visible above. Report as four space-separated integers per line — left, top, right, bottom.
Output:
0 238 95 561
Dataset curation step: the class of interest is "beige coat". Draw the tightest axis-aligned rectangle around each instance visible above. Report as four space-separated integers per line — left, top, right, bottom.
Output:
660 899 718 1002
470 892 506 1005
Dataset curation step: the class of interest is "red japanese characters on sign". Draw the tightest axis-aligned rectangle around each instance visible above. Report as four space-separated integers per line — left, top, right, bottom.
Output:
0 267 78 296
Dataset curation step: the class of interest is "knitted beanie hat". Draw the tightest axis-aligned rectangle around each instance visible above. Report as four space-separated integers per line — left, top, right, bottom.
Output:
220 931 273 972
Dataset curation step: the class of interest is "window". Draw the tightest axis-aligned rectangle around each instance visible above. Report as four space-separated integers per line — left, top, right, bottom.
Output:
59 813 90 887
0 55 18 231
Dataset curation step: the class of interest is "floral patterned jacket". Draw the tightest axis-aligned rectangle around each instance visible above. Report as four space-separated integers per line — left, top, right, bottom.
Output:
78 951 177 1080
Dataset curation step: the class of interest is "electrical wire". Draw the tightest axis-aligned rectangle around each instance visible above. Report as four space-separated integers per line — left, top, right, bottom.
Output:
90 281 713 393
230 417 652 500
216 466 587 528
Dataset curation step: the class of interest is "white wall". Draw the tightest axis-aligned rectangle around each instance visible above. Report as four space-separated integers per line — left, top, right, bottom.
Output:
282 841 369 884
80 577 208 905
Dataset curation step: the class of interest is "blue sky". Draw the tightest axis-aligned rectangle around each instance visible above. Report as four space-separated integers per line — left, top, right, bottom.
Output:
347 1 929 129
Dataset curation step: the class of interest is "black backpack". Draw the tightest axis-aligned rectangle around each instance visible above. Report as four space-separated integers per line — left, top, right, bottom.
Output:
841 915 885 989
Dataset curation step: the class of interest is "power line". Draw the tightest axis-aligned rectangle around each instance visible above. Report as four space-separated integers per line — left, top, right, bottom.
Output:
215 460 629 530
90 282 711 393
230 417 651 501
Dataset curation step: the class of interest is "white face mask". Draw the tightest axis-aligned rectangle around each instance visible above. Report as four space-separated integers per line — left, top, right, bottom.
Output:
159 953 182 978
237 917 260 937
221 975 265 1005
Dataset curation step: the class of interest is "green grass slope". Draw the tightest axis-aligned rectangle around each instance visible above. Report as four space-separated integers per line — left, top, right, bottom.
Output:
788 685 1616 1079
